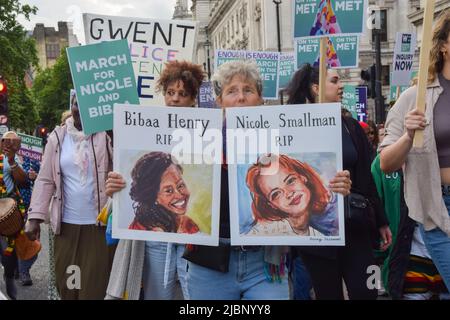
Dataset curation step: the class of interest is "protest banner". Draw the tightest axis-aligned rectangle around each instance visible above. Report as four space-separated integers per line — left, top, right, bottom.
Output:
293 0 367 39
112 104 222 245
83 13 197 106
389 70 418 102
389 85 407 103
391 32 417 86
198 82 216 108
17 133 43 162
215 50 281 100
67 39 140 135
226 103 344 246
341 85 358 119
296 35 359 69
355 86 368 122
278 53 296 89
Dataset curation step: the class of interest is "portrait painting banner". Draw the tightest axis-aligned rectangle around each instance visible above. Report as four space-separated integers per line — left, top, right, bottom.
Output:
226 103 344 246
112 104 222 246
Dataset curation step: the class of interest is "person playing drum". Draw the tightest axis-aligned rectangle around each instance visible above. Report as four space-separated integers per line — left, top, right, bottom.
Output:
0 130 27 300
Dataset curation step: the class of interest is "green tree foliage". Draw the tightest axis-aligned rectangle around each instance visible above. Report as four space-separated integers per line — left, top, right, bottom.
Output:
0 0 39 133
33 50 73 130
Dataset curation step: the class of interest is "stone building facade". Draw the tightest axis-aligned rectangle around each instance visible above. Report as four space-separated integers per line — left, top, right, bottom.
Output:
180 0 450 119
32 21 79 71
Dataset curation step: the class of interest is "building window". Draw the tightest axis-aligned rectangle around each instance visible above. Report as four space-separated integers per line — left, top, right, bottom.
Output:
46 44 60 59
371 9 387 42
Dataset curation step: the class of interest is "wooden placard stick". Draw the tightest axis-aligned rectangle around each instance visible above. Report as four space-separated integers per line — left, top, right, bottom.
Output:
318 37 328 103
413 0 436 148
396 86 401 101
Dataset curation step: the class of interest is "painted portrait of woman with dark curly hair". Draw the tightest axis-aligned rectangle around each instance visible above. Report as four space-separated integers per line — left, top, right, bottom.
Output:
128 151 199 234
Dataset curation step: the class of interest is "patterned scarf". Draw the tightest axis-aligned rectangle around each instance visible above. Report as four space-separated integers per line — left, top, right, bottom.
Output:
66 117 90 186
0 154 26 256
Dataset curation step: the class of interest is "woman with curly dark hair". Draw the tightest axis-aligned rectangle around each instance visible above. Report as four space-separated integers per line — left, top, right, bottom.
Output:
105 61 205 300
128 152 198 234
156 60 205 108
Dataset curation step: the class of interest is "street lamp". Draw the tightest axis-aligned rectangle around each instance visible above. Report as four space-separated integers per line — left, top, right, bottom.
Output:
204 28 212 80
273 0 282 53
273 0 283 104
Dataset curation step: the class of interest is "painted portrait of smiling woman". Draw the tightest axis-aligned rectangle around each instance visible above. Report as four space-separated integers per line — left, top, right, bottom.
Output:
246 154 339 237
128 151 199 234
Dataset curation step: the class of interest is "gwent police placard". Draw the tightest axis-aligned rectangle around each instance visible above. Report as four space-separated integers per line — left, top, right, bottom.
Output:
226 104 345 246
83 13 197 106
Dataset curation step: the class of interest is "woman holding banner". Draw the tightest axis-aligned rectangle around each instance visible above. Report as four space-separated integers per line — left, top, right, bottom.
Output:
24 93 115 300
286 63 391 300
105 60 205 300
380 10 450 292
180 60 351 300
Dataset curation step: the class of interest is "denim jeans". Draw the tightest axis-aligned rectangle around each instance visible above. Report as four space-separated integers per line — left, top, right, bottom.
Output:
187 247 289 300
419 194 450 292
292 256 313 300
142 241 188 300
18 254 38 275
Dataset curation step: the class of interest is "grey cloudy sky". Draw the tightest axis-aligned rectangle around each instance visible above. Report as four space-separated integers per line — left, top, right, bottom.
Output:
18 0 180 44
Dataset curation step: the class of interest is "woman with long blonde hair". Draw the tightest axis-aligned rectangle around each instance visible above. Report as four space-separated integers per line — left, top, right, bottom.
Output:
380 9 450 291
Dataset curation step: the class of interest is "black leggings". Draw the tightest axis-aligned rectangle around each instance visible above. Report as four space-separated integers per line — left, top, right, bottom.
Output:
301 229 378 300
0 239 18 279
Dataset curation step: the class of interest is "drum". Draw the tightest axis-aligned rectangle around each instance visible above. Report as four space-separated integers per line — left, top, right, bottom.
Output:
0 198 24 236
15 232 41 260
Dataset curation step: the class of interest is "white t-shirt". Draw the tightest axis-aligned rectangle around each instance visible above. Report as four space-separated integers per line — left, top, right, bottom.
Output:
249 219 324 237
60 134 97 225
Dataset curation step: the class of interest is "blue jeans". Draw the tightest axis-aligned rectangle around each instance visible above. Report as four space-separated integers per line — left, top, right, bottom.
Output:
419 194 450 292
292 256 313 300
187 247 289 300
18 254 38 275
142 241 188 300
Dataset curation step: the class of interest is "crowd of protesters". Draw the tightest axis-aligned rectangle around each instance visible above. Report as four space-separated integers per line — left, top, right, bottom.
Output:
1 9 449 302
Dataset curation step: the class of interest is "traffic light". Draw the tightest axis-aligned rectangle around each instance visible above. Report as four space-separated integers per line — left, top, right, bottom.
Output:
39 127 48 137
360 65 376 99
0 77 8 115
36 125 48 138
35 125 48 146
